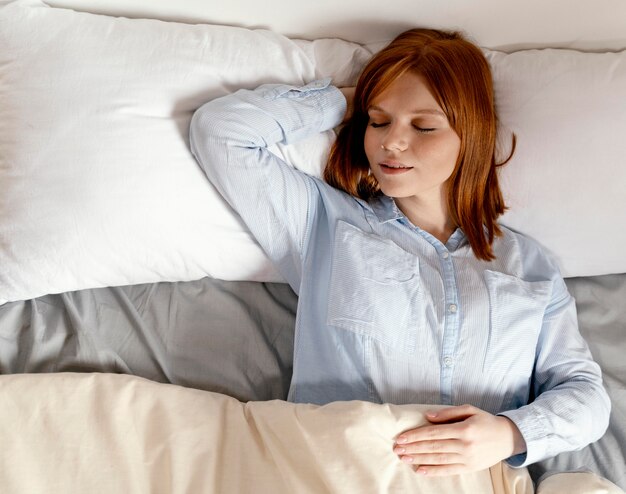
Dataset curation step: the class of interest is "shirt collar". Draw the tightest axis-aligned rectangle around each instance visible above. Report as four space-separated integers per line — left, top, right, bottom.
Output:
367 194 469 250
368 195 404 223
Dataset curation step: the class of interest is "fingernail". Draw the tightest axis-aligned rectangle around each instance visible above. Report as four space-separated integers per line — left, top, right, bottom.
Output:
397 436 407 444
401 456 413 463
394 447 405 454
417 467 427 475
426 411 437 418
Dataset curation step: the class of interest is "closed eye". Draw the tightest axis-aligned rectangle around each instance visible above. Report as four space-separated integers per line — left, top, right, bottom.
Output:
414 126 436 133
369 122 436 133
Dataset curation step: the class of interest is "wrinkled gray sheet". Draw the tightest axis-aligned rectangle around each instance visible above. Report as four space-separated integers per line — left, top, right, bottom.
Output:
0 273 624 488
0 278 297 401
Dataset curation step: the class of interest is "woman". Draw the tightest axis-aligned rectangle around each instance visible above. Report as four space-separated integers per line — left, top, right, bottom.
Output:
190 29 610 476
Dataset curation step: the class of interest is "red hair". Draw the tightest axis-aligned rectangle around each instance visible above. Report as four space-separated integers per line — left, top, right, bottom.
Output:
324 29 515 261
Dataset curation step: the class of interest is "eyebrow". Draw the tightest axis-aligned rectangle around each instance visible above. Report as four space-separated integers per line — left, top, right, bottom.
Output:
368 105 446 117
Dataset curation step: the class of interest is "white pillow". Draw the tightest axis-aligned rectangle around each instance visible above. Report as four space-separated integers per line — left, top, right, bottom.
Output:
1 0 625 305
0 0 370 304
487 49 626 277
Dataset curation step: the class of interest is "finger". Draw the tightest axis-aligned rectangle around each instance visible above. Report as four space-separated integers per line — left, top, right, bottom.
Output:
393 438 463 456
396 422 465 444
398 452 462 466
425 404 477 423
413 464 467 477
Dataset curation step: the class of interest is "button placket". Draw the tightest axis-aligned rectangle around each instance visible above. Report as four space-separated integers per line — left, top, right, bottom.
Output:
439 247 459 405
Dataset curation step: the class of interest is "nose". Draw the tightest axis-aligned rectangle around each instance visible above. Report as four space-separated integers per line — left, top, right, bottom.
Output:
380 124 409 152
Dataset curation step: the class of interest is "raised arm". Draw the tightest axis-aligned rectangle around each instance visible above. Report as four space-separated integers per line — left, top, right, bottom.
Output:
189 79 346 290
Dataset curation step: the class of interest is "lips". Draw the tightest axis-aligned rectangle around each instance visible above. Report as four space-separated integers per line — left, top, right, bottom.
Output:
380 161 413 174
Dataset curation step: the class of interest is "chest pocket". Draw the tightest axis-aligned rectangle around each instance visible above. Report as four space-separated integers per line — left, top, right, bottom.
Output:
326 221 421 354
483 270 552 376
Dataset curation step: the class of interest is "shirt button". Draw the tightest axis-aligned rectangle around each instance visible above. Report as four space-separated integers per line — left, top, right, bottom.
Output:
442 251 449 259
443 356 453 367
449 304 457 313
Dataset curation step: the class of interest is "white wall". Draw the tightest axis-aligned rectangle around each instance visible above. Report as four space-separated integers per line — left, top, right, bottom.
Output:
44 0 626 51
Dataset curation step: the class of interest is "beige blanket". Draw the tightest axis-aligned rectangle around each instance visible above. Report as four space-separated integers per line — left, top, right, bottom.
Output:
0 373 621 493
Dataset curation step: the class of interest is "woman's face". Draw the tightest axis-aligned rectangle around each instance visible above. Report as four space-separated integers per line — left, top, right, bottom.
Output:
364 72 461 202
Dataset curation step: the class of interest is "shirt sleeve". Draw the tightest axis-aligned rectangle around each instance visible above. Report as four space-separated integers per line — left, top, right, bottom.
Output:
189 78 346 291
498 274 611 467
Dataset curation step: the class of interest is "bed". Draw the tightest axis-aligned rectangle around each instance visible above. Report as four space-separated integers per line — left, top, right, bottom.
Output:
1 0 625 492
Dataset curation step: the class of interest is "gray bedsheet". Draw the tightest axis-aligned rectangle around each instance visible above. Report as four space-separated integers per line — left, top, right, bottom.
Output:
0 273 624 488
0 279 297 402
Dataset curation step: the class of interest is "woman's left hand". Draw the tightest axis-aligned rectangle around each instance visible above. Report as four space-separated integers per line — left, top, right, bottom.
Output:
393 404 526 476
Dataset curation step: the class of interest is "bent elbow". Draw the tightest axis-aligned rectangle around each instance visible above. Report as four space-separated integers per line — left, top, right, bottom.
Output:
581 379 612 445
188 103 233 186
192 103 265 154
189 103 218 156
595 384 612 440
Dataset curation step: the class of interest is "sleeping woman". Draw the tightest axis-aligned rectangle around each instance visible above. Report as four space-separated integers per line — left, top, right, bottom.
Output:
189 28 610 475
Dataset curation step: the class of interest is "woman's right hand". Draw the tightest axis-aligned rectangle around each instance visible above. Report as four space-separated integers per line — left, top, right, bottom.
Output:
339 87 356 123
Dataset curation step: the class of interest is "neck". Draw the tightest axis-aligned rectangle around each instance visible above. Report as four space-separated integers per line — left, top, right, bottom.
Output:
394 193 455 245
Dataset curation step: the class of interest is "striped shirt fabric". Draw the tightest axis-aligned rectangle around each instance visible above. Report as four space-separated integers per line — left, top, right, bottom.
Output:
189 78 610 467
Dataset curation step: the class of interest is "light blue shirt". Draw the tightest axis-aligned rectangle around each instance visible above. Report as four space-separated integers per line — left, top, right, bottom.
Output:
189 78 610 467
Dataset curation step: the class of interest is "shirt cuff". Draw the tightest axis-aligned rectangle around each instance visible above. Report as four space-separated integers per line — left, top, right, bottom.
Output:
313 80 347 132
498 407 549 467
260 78 346 137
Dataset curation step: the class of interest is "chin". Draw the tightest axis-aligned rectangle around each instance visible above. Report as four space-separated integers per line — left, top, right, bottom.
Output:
378 184 415 199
